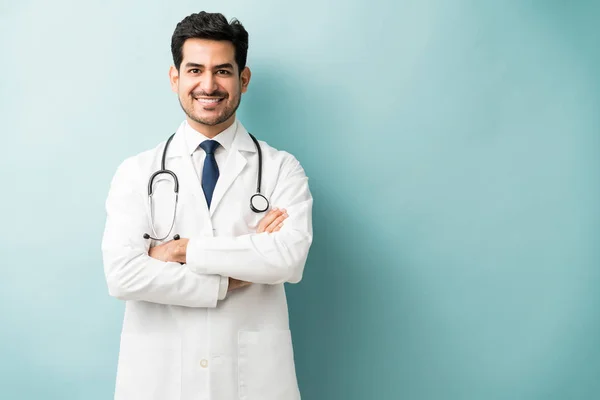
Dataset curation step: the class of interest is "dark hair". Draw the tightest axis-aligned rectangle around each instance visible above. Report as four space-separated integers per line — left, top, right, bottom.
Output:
171 12 249 74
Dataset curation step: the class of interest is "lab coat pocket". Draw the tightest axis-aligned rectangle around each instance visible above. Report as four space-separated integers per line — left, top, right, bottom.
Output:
238 330 301 400
114 333 181 400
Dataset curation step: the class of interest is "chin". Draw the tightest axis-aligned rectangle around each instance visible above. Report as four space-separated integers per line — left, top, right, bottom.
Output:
200 115 223 125
191 115 223 126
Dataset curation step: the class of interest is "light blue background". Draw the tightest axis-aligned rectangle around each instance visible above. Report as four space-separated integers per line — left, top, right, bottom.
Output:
1 1 599 399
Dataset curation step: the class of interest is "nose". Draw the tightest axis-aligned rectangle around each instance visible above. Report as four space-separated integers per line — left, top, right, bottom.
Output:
199 72 218 94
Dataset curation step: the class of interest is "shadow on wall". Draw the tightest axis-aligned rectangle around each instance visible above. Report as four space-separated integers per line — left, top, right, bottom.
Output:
240 64 419 399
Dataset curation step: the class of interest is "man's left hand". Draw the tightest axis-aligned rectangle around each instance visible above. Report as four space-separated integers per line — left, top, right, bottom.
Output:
148 238 189 264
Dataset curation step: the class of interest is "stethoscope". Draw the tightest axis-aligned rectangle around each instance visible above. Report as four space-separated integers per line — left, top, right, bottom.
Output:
143 132 269 241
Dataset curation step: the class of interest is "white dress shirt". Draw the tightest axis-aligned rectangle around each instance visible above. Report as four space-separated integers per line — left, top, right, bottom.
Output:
184 118 238 183
183 119 240 299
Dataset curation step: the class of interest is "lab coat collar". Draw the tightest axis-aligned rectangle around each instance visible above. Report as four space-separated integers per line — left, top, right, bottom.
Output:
166 118 257 159
183 119 237 155
163 118 258 217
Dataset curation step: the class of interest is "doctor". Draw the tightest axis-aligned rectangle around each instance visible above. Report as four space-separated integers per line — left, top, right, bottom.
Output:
101 11 313 400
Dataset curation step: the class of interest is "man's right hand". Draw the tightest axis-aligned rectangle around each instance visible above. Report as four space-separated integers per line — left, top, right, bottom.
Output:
228 208 289 292
257 207 288 234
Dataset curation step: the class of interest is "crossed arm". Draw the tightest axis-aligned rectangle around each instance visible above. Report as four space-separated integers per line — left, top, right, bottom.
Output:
101 155 313 308
148 208 289 292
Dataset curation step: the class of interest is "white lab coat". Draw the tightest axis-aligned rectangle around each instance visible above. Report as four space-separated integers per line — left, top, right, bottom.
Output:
101 120 313 400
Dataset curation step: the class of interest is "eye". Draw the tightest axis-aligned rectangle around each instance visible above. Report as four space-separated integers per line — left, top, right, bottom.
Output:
189 69 200 74
217 70 231 75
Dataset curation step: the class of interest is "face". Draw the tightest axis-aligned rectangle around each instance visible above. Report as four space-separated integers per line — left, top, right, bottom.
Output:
169 38 251 136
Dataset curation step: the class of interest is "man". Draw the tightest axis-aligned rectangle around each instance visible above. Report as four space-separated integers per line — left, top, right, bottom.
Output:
101 11 313 400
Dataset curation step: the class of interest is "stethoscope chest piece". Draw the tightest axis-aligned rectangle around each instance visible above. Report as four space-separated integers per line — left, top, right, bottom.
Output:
250 193 269 213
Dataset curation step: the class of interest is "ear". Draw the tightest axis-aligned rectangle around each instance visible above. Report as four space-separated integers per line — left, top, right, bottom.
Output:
240 67 251 94
169 65 179 93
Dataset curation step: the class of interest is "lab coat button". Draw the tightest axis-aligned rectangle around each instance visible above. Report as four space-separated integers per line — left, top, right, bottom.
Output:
200 359 208 368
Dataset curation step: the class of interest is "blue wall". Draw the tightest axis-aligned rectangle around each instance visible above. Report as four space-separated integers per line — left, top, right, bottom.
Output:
1 1 598 399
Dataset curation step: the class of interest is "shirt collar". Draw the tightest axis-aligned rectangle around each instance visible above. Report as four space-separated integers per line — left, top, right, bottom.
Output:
183 119 238 155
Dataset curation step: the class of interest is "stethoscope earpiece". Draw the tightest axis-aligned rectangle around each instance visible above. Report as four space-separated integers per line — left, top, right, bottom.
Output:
143 232 179 241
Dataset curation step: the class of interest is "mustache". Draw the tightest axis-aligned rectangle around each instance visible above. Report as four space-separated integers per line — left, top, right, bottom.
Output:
192 90 228 98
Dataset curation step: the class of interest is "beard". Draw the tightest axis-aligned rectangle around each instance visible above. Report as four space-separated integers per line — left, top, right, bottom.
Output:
179 89 242 127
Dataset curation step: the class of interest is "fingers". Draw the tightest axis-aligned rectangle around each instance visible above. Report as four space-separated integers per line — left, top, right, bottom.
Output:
228 277 240 292
257 208 288 233
256 208 280 233
228 278 252 292
264 210 288 233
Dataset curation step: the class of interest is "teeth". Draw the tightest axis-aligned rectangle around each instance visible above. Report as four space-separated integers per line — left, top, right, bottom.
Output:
197 98 222 103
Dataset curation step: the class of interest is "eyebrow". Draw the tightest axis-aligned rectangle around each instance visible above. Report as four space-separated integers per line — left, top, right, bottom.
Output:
184 62 234 70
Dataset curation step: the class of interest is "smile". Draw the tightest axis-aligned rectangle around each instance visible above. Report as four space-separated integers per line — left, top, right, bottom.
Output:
195 97 224 105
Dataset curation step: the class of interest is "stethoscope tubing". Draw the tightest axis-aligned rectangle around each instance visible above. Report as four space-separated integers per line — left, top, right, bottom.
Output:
143 131 269 241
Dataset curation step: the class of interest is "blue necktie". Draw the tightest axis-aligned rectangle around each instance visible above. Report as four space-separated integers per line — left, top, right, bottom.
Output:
199 140 220 208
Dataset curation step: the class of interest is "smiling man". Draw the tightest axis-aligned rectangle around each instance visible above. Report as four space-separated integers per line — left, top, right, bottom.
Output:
101 11 313 400
171 38 247 136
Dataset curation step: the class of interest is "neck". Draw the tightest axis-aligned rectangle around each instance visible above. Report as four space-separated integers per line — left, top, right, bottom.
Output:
187 115 236 139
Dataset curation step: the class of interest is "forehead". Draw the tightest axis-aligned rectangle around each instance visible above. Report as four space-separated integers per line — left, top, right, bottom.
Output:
181 38 236 66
